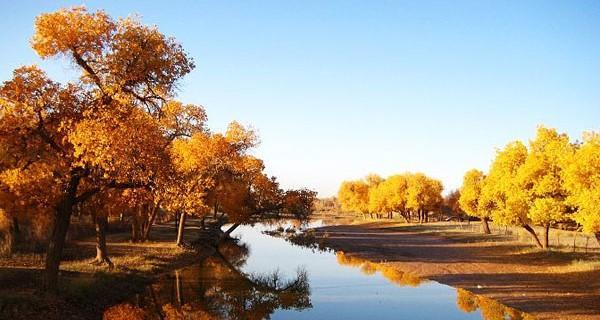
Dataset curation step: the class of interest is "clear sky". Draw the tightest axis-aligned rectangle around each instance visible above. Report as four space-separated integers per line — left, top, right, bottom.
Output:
1 1 599 197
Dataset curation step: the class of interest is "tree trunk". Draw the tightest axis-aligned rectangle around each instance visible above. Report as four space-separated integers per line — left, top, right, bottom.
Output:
44 173 81 292
595 232 600 247
542 224 550 249
176 212 187 246
0 218 13 258
92 215 113 268
481 218 491 234
400 211 409 223
223 222 241 239
142 203 160 242
522 224 543 249
175 270 183 307
12 217 19 234
131 213 140 243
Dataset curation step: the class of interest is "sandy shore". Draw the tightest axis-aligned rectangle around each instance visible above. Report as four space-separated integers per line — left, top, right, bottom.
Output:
313 221 600 320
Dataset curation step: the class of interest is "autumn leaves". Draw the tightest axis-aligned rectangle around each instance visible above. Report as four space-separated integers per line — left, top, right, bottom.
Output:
0 7 314 291
458 127 600 249
338 173 443 223
338 126 599 251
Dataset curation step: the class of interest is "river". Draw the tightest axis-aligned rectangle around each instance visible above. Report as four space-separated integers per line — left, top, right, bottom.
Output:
123 221 534 319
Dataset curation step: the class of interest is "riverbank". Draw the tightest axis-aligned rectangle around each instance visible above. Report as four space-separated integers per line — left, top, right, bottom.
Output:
0 219 208 320
312 220 600 320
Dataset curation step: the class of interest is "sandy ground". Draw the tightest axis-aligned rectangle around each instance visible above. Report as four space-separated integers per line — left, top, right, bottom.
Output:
313 221 600 320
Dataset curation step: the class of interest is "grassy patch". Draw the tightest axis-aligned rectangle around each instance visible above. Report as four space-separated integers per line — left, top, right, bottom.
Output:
548 259 600 273
60 245 191 274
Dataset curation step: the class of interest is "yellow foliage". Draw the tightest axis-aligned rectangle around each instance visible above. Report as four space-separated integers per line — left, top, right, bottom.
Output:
518 126 573 226
459 169 487 219
340 172 442 217
563 132 600 234
338 180 370 214
484 141 529 226
455 289 536 320
335 252 423 287
406 173 443 213
368 174 409 214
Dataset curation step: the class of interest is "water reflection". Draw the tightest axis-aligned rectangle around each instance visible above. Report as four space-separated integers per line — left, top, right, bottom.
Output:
456 289 536 320
104 239 310 320
279 226 537 320
335 252 424 287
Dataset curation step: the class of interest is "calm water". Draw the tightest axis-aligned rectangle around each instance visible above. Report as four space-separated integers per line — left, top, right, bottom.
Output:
128 221 532 319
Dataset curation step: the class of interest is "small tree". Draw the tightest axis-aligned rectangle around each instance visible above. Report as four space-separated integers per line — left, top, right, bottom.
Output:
485 141 544 248
459 169 491 234
407 173 443 223
517 127 574 249
338 180 370 218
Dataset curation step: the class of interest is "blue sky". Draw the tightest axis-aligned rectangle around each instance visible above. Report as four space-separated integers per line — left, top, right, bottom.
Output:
2 1 599 197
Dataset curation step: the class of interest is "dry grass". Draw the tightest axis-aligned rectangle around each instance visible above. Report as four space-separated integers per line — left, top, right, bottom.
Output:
330 217 600 252
548 259 600 273
60 245 192 274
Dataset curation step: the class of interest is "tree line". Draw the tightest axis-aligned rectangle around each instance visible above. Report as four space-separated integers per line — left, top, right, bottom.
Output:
459 126 600 249
0 7 315 292
337 173 444 223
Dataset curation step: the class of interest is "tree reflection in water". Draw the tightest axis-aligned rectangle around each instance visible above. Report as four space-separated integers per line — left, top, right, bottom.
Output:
335 251 425 287
103 240 311 320
334 251 537 320
456 288 537 320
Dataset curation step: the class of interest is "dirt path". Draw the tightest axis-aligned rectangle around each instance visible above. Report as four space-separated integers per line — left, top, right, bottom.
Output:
314 221 600 320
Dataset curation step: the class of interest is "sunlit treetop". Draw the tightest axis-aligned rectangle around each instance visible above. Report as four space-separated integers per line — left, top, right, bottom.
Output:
563 131 600 233
458 169 486 219
484 141 529 226
32 7 193 106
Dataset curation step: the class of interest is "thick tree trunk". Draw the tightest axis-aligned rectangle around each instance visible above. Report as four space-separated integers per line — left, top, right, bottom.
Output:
44 174 81 292
92 215 113 268
481 218 491 234
0 220 13 258
595 232 600 247
176 212 187 246
522 224 543 249
542 224 550 249
223 222 241 239
142 203 160 242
